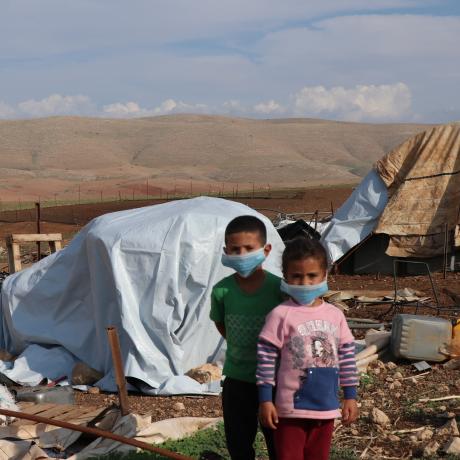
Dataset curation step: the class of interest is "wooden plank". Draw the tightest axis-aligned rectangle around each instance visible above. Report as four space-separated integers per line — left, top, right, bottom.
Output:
11 241 21 273
55 407 105 424
49 240 62 253
17 402 36 410
20 403 57 415
6 238 16 274
34 404 76 419
11 233 62 243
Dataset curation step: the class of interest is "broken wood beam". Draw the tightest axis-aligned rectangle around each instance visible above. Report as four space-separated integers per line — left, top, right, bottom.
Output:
106 326 130 416
0 408 193 460
10 233 62 243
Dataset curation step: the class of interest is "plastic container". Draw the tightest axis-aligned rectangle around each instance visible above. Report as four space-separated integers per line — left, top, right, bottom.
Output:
391 314 452 362
14 385 75 405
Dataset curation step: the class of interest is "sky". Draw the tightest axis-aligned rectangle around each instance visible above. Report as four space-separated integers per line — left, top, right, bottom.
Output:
0 0 459 122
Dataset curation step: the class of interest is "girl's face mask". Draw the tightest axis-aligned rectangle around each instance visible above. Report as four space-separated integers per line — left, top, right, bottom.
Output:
221 247 266 278
280 278 328 305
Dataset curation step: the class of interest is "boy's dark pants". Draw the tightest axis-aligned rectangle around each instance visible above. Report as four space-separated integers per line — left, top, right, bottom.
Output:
222 377 276 460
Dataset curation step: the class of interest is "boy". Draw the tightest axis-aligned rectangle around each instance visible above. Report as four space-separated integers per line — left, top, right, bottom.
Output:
211 215 282 460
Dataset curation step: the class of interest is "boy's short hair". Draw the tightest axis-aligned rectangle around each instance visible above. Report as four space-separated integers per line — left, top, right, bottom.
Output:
282 237 328 274
225 215 267 244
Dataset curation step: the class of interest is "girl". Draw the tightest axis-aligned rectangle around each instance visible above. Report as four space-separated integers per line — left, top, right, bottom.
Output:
256 238 358 460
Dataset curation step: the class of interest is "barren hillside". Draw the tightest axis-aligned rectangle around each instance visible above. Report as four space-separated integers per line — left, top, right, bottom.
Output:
0 114 431 201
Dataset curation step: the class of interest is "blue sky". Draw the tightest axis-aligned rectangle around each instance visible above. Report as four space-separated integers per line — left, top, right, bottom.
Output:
0 0 459 122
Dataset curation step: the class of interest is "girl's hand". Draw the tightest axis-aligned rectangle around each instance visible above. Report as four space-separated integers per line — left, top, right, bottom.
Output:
259 401 279 429
342 399 359 425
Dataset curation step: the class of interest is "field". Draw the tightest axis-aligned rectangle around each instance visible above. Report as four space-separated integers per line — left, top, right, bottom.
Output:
1 186 459 459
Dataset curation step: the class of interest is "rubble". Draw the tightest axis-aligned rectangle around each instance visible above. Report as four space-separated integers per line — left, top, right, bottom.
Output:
71 362 104 386
444 437 460 455
437 418 459 437
417 428 434 441
173 402 186 411
185 363 222 384
423 440 440 457
371 408 390 426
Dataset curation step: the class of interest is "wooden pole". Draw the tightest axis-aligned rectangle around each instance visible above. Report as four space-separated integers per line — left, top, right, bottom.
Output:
35 202 41 261
106 327 130 416
0 408 192 460
444 223 449 279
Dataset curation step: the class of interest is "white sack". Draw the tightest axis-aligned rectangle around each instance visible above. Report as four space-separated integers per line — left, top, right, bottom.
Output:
0 197 283 394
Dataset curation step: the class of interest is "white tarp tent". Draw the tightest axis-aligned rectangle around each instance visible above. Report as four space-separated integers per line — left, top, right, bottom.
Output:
0 197 284 394
320 170 388 263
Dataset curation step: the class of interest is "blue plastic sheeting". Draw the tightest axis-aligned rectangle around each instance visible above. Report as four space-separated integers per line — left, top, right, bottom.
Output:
0 197 284 394
320 170 388 263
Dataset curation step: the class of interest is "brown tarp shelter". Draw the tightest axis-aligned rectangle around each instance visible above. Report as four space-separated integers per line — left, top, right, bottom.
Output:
374 123 460 258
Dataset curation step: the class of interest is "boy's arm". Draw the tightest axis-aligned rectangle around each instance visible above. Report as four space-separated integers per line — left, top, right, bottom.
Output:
338 341 359 424
210 286 225 338
214 322 226 339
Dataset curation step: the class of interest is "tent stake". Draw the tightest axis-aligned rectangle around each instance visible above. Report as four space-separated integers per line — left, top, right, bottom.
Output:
0 408 192 460
107 326 130 416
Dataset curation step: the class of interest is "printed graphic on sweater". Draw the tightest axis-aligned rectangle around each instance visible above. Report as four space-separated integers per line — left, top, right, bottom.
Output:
287 323 339 410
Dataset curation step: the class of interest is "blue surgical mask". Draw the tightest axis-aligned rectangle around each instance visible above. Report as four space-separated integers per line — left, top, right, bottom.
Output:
221 247 266 278
281 279 328 305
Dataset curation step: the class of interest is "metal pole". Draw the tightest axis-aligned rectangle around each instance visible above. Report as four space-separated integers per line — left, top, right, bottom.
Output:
0 408 192 460
35 202 41 261
106 326 130 416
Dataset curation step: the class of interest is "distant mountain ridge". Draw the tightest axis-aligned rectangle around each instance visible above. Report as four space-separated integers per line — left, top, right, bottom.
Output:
0 114 432 201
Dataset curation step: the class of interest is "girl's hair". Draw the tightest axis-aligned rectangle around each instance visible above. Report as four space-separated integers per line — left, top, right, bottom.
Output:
282 237 328 275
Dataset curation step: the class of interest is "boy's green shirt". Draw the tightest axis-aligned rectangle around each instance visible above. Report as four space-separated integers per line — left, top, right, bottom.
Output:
210 270 283 383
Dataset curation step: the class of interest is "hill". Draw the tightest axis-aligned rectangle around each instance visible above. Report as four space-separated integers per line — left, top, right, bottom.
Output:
0 114 431 201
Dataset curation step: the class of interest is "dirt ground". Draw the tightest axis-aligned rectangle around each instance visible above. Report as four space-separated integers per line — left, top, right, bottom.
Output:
2 187 460 458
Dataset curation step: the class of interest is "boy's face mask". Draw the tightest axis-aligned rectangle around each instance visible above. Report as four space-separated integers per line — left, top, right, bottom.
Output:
280 278 328 305
221 247 266 278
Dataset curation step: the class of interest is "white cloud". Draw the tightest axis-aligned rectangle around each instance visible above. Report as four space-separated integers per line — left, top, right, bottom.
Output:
102 98 209 118
0 101 17 119
253 100 285 115
293 83 412 121
103 101 150 117
0 85 414 121
18 94 95 117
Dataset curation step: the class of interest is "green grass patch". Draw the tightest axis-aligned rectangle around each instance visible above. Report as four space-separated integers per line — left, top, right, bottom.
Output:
90 421 357 460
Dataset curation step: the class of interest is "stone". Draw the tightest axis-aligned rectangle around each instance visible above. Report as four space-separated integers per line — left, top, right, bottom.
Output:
71 362 104 385
389 381 402 390
386 362 397 370
88 386 100 394
417 429 434 441
444 437 460 455
438 405 447 412
351 429 359 436
393 371 403 380
371 407 390 426
438 418 459 436
186 363 222 383
385 376 394 382
409 435 419 444
173 402 186 411
423 441 440 458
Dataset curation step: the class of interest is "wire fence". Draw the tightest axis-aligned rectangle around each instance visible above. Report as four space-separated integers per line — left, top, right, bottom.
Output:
0 182 303 226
